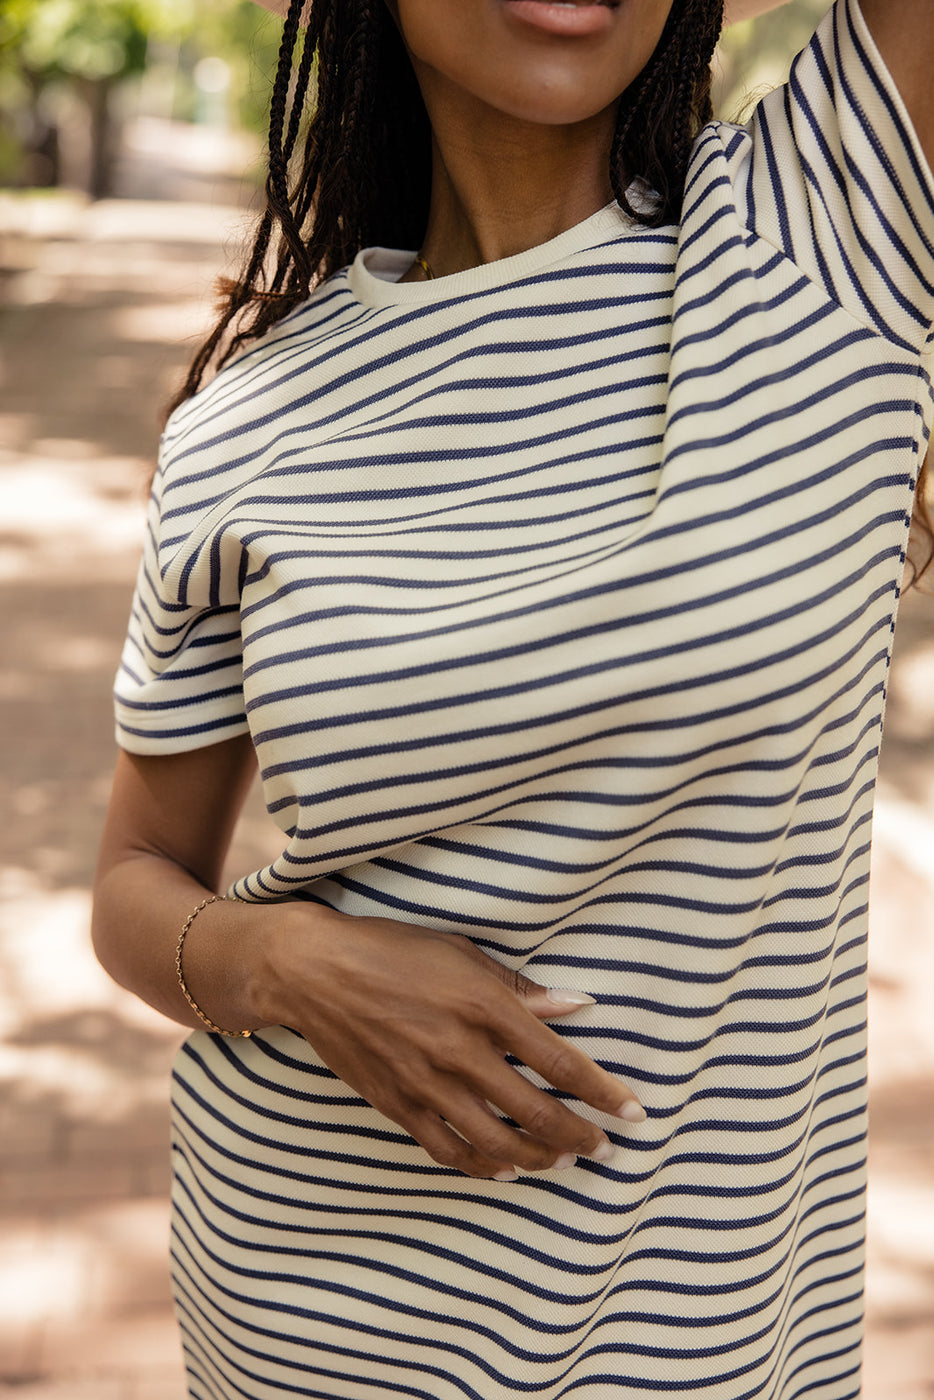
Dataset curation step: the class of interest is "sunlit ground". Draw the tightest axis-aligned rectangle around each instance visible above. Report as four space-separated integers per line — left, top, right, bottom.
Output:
1 122 933 1397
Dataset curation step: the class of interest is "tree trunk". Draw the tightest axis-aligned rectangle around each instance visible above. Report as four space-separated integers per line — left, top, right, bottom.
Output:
84 76 117 200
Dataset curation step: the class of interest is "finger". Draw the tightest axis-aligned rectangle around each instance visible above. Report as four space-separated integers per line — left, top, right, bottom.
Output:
524 986 599 1019
406 1108 519 1181
480 1062 618 1165
446 938 595 1020
498 1008 646 1123
482 959 597 1020
439 1085 584 1174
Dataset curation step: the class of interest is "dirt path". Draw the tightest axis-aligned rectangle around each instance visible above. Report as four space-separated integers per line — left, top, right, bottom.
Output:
1 137 932 1396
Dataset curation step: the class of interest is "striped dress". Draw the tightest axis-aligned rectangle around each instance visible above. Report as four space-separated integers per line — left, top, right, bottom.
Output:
114 3 934 1396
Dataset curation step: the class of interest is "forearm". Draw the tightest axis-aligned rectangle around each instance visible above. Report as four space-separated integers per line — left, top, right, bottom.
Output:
91 736 300 1036
92 850 286 1034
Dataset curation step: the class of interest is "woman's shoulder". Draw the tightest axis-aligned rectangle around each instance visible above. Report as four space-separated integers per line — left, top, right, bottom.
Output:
158 269 362 493
684 0 934 356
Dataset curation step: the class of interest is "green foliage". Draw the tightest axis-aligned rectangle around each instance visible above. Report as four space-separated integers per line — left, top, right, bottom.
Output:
0 0 280 91
188 1 283 134
0 0 282 188
4 0 154 81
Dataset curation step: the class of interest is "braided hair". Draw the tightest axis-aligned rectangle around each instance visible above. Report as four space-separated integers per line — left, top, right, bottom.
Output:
174 0 723 405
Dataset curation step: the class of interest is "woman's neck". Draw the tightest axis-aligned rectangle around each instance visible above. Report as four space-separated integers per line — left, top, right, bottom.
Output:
412 91 618 277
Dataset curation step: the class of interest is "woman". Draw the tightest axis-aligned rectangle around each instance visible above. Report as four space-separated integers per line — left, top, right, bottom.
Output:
93 0 934 1395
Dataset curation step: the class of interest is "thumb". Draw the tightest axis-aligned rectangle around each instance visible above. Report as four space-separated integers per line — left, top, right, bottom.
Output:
496 966 596 1019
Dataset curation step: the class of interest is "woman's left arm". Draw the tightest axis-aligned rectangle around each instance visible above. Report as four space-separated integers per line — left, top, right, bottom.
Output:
725 0 934 168
858 0 934 167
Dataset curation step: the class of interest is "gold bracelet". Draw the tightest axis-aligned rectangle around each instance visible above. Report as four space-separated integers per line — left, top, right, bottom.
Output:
175 895 252 1038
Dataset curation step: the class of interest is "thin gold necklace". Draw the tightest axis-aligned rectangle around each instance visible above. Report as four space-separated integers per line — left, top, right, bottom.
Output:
413 253 435 280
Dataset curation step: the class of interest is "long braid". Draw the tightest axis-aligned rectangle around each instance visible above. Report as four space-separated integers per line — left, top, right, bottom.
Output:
612 0 724 226
266 0 302 214
169 0 313 408
274 4 317 291
339 0 380 209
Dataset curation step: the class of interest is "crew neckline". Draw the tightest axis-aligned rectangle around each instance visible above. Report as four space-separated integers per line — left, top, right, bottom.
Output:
347 200 636 310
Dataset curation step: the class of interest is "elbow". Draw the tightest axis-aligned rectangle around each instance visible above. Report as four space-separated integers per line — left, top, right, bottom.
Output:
90 869 129 992
90 850 155 997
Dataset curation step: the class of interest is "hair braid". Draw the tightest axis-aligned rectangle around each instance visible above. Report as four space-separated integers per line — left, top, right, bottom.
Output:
276 25 317 292
264 1 314 283
612 0 724 226
266 1 301 207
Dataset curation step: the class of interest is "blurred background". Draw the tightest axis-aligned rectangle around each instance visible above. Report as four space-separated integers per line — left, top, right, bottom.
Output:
0 2 932 1395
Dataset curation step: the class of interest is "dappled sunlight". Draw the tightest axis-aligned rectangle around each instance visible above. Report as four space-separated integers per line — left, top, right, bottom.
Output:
870 809 934 1082
0 1200 183 1391
0 870 180 1082
865 1173 934 1395
886 645 934 742
0 1227 89 1327
0 873 185 1387
2 191 254 485
1 874 137 1014
0 105 265 1400
111 299 225 346
864 692 934 1393
0 187 254 247
870 1178 934 1280
873 790 934 902
0 454 148 582
0 413 40 452
120 115 263 193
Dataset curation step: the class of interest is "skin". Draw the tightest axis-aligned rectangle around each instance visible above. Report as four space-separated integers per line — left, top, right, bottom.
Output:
93 0 934 1181
392 0 674 275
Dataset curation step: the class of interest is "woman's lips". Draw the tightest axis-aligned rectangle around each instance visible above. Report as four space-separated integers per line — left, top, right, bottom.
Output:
501 0 618 38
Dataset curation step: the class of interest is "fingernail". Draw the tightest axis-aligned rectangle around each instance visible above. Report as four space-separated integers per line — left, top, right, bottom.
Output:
588 1139 618 1163
493 1168 519 1182
618 1100 647 1123
545 988 596 1008
552 1152 577 1170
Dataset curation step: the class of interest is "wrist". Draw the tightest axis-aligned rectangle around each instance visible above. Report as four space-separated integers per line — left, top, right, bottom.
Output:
175 896 252 1037
244 899 339 1029
177 894 314 1036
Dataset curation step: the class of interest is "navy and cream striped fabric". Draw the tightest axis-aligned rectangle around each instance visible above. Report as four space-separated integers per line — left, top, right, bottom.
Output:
115 2 933 1396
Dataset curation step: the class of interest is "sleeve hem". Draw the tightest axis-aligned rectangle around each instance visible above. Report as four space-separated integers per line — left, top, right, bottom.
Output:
115 712 251 756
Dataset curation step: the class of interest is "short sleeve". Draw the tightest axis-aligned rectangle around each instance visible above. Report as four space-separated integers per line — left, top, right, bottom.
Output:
113 453 249 755
743 0 934 358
